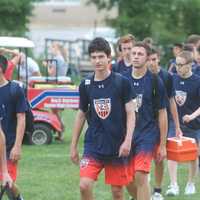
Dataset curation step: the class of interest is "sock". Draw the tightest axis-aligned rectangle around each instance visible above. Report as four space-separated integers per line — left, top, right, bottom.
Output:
154 188 162 193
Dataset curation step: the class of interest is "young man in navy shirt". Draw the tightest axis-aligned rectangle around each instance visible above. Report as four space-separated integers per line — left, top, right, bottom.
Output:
148 47 182 199
112 34 135 74
70 37 136 200
173 50 200 195
0 55 27 200
124 42 168 200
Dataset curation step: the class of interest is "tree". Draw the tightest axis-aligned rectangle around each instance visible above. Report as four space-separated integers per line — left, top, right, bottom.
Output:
88 0 200 45
0 0 34 36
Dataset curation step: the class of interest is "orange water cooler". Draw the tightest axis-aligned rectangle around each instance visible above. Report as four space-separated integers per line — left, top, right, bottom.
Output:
167 137 198 162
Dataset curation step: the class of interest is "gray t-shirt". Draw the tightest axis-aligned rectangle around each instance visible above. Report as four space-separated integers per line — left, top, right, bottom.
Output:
53 55 68 76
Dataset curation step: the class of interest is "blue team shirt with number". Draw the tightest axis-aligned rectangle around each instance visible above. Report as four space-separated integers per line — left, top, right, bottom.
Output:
79 72 136 161
0 82 27 156
124 70 167 145
173 74 200 131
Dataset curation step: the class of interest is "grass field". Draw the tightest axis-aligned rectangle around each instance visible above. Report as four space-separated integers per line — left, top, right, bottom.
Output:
14 110 200 200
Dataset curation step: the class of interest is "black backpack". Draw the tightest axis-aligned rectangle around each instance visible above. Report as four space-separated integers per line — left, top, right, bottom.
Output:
9 81 34 134
152 73 161 120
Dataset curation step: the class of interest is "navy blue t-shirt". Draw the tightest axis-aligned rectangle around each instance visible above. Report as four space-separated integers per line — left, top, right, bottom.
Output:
0 82 27 156
193 64 200 77
173 74 200 131
112 60 132 74
124 70 167 145
79 72 136 161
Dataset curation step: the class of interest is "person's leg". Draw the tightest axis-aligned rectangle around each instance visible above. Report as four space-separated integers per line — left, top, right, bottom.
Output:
154 160 164 191
135 171 151 200
111 185 124 200
105 159 132 200
79 157 102 200
80 177 95 200
4 161 24 200
128 148 153 200
165 120 179 196
184 159 197 195
152 161 164 200
52 109 64 140
126 181 137 199
184 133 199 195
167 160 178 185
5 183 23 200
188 159 198 182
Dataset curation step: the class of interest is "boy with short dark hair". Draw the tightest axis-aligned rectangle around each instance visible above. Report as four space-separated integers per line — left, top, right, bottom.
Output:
70 37 136 200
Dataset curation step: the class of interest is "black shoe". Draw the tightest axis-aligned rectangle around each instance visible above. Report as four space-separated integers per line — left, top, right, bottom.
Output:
15 195 24 200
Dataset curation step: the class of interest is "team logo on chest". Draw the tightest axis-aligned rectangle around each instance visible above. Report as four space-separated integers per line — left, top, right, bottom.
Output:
175 90 187 106
93 98 111 119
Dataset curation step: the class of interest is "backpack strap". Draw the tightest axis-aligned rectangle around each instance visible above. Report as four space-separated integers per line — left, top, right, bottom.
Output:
152 73 160 120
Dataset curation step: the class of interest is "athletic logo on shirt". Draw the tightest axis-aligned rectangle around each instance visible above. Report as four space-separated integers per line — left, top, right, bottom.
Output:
94 98 111 119
136 94 143 112
80 158 89 169
175 90 187 106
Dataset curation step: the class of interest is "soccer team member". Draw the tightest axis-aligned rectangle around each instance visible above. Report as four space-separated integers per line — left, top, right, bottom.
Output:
173 50 200 195
112 34 135 74
168 43 183 74
0 55 27 200
0 126 13 188
124 42 168 200
148 47 182 199
70 37 136 200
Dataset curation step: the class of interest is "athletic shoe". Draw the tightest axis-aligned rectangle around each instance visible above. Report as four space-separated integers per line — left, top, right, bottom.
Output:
165 184 179 196
184 182 196 195
15 195 24 200
151 192 164 200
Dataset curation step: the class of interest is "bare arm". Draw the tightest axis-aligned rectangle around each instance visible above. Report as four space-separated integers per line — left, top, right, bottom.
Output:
169 97 183 137
10 113 25 162
0 127 13 187
157 108 168 162
0 128 8 173
183 106 200 123
119 100 136 157
70 110 86 165
0 48 21 66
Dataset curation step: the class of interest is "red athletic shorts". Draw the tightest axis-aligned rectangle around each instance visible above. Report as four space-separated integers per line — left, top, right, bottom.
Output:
131 151 153 177
0 160 18 181
80 157 132 186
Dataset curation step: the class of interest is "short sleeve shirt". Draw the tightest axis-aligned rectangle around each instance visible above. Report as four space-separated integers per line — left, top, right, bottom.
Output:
124 69 167 145
0 82 27 155
79 72 136 161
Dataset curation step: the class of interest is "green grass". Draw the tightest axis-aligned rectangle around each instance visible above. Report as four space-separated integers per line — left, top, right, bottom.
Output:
13 110 200 200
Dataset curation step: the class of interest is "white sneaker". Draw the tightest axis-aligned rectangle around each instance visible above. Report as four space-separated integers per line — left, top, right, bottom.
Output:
184 182 196 195
165 184 179 196
151 192 164 200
